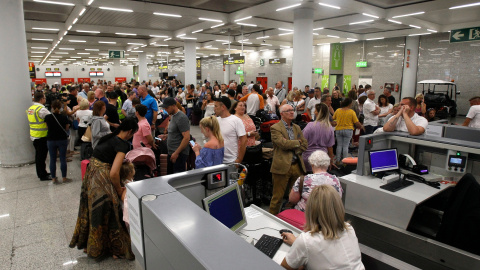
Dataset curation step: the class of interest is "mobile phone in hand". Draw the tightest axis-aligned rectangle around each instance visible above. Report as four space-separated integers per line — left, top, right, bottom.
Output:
189 140 195 147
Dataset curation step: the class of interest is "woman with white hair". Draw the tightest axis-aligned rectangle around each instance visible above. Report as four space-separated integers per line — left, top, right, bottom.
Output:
281 185 364 270
288 150 343 212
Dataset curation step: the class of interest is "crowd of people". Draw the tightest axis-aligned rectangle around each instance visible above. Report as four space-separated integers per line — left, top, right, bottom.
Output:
26 77 479 268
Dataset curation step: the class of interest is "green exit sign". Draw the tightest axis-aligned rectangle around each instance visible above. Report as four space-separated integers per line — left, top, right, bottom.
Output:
236 70 244 75
314 68 323 74
356 61 367 68
108 50 125 59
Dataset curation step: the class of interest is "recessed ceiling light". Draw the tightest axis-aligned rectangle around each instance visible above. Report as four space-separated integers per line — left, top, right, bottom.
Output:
199 17 222 22
31 51 46 53
427 29 437 33
349 20 374 25
99 7 134 12
234 16 252 22
79 8 86 16
33 0 74 6
278 28 294 31
164 38 172 41
179 37 197 40
85 49 99 51
177 34 186 37
32 38 53 41
409 25 421 29
408 33 431 36
76 30 100 33
327 35 339 38
131 51 144 53
55 52 69 54
31 47 48 49
116 33 136 36
30 56 43 58
313 27 324 31
59 48 74 50
276 3 301 11
32 27 59 31
260 44 272 46
388 19 402 24
72 18 78 24
77 53 90 55
128 43 145 45
362 13 379 18
279 32 293 36
69 40 86 42
70 57 81 58
211 23 225 28
150 35 169 38
256 36 270 39
366 37 385 40
192 29 203 33
318 3 341 9
67 25 72 30
392 12 425 18
450 2 480 9
237 23 257 27
153 12 182 17
347 38 358 41
98 41 116 44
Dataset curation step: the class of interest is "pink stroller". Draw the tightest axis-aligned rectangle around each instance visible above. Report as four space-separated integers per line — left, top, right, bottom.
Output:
125 147 157 181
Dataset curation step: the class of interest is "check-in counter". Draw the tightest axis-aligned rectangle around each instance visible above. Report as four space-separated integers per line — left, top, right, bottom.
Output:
340 131 480 269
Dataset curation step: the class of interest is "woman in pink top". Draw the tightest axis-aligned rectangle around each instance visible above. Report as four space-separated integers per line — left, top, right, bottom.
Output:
230 101 257 147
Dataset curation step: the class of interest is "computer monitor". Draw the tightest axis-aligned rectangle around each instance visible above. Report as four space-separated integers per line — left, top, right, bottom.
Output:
369 148 399 174
202 183 247 232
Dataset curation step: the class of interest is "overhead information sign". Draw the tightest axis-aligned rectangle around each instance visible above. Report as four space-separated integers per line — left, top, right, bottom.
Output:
223 55 245 65
450 27 480 43
269 58 286 64
158 65 168 69
356 61 368 68
314 68 323 74
108 50 125 59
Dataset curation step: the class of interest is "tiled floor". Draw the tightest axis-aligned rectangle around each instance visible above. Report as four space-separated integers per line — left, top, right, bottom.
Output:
0 125 204 270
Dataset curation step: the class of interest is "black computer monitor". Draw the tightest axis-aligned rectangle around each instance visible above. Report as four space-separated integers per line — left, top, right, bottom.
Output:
369 148 399 174
202 183 247 232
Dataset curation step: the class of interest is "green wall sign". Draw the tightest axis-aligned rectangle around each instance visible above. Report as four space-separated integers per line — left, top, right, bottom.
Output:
343 75 352 95
314 68 323 74
321 75 329 89
356 61 368 68
331 43 343 70
236 70 244 75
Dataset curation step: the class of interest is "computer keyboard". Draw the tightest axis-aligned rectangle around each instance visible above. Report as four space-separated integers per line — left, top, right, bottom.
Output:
254 234 284 258
380 179 414 192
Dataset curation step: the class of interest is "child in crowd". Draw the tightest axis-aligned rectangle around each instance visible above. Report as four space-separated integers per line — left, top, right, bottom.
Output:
120 160 135 228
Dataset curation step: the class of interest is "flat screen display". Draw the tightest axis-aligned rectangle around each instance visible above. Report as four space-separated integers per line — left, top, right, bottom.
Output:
53 72 61 77
450 157 462 164
369 148 399 174
202 183 247 232
96 71 104 76
89 72 97 77
45 72 54 77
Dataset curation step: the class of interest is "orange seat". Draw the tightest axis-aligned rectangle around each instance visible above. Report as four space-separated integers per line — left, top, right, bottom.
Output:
342 157 358 165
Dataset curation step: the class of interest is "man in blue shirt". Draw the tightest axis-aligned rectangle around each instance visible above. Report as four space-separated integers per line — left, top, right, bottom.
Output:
138 85 158 130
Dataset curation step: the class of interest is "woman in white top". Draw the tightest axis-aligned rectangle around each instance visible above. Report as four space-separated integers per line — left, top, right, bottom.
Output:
202 92 216 118
281 90 305 120
377 94 393 126
75 99 93 143
281 185 364 270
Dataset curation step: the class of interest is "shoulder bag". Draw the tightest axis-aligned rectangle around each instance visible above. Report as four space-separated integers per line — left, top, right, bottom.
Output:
51 114 70 139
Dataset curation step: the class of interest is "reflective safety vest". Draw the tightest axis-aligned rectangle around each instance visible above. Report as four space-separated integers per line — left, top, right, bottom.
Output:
26 104 48 138
117 96 125 120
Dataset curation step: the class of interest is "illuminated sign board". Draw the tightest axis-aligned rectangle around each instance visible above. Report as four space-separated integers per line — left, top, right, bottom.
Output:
356 61 368 68
223 55 245 65
269 58 286 64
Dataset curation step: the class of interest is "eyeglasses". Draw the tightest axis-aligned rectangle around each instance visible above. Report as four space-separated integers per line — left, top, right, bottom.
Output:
282 109 295 113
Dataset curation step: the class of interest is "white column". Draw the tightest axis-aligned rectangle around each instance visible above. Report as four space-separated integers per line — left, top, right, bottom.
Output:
184 40 196 85
292 8 314 89
0 0 35 166
224 64 230 84
400 36 420 99
138 52 148 83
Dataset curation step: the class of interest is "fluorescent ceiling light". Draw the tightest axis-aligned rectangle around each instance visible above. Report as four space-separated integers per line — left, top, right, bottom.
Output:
239 41 252 44
128 43 145 45
388 19 402 24
408 33 431 36
216 40 229 43
279 32 293 36
55 52 68 54
318 3 341 9
237 23 257 27
31 47 48 49
199 17 222 22
276 3 301 11
256 36 270 39
88 57 97 58
150 35 169 38
31 51 46 53
278 28 294 31
327 35 339 38
409 25 421 29
392 12 425 18
98 41 116 44
347 38 358 41
50 56 62 58
131 51 144 53
67 25 72 30
72 18 78 24
98 53 108 55
349 20 374 25
450 2 480 9
99 7 133 12
366 37 384 40
179 37 198 40
154 44 168 46
77 53 90 55
70 57 81 58
427 29 437 33
32 38 53 41
313 33 319 35
69 40 86 42
63 31 68 35
260 44 272 46
177 34 186 37
33 0 74 6
362 13 379 18
234 16 252 22
154 12 182 17
206 47 219 49
341 41 355 43
76 30 100 33
66 59 77 60
85 49 99 51
211 23 225 28
313 27 324 30
59 48 74 50
116 33 136 36
164 38 172 41
79 8 86 16
192 29 203 33
32 27 59 31
30 56 43 58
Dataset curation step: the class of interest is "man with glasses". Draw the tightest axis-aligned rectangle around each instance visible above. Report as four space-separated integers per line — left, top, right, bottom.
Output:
363 90 380 134
269 104 308 214
383 97 428 135
307 87 322 120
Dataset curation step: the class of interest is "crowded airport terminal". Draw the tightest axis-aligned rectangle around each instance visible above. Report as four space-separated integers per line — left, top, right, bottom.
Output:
3 0 480 269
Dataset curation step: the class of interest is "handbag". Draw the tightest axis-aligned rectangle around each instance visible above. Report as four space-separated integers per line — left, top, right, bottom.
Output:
282 175 305 210
81 125 92 142
51 113 70 139
243 143 263 164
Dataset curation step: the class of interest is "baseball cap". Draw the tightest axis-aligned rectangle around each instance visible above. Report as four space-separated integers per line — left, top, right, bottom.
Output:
160 97 177 108
308 89 315 94
218 96 231 109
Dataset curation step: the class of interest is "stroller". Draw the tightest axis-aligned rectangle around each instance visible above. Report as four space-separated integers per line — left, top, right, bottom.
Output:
125 147 157 181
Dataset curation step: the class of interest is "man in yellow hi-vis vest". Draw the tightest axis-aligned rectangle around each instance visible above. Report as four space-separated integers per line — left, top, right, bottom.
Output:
27 92 51 181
